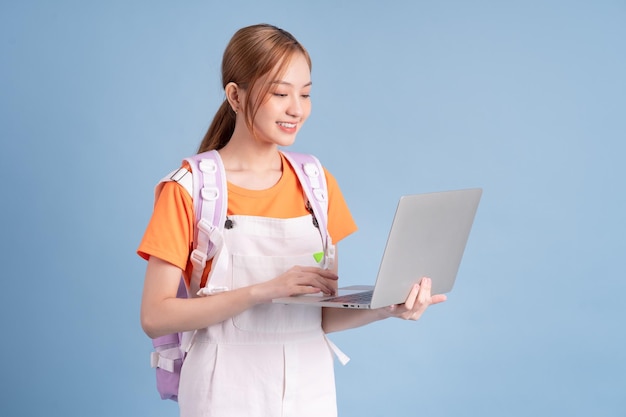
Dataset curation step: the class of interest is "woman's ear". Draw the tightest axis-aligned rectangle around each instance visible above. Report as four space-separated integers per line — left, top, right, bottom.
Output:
225 82 241 114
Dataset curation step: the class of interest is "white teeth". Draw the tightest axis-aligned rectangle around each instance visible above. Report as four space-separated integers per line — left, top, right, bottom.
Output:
278 122 296 128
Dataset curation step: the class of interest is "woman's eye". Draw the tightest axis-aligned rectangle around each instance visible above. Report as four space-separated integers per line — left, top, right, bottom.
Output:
271 92 310 98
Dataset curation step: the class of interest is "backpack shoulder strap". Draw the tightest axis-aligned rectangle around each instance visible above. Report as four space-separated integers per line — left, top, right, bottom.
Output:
182 150 228 295
281 151 335 270
183 150 228 233
154 150 228 295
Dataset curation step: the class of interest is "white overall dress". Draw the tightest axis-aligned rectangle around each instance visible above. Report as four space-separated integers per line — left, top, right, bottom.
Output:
178 213 342 417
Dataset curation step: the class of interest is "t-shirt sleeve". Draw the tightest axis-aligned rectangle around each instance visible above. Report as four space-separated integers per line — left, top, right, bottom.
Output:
137 180 195 271
324 167 358 244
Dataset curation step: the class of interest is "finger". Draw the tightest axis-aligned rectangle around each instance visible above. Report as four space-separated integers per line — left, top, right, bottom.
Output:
318 269 339 280
430 294 447 305
296 274 336 295
300 266 338 280
315 276 338 295
310 269 340 294
416 277 433 305
403 283 420 310
297 285 328 295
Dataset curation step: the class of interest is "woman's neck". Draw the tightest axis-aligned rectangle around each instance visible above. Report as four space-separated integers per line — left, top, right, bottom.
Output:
218 136 283 190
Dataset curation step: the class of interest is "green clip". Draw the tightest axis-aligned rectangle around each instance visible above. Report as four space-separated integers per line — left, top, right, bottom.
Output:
313 251 324 263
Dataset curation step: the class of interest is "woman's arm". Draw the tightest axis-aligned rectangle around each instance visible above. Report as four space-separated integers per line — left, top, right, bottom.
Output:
321 247 447 333
322 278 447 333
322 305 388 333
141 257 257 338
140 256 338 339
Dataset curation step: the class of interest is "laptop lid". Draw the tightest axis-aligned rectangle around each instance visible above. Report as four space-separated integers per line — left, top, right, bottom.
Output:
368 188 482 308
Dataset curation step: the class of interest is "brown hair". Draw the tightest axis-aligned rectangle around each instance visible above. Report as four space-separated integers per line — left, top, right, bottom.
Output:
197 24 311 153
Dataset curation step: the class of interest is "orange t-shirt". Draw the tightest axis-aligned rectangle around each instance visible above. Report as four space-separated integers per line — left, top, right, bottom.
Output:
137 153 357 287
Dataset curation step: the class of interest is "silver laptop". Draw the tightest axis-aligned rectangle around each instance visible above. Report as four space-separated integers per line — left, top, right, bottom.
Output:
272 188 482 309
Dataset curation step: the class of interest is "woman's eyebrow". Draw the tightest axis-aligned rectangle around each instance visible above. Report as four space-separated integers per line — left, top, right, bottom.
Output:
271 80 313 88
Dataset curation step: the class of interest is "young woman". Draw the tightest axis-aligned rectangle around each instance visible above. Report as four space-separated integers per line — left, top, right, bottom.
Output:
138 23 446 417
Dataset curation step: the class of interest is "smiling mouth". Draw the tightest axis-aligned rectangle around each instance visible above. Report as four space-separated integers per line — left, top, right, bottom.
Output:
277 122 297 129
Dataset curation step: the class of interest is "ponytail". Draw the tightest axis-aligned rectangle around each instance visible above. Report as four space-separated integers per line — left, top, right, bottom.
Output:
197 100 236 153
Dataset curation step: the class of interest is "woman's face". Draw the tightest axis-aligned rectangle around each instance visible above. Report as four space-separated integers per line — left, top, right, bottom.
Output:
246 53 312 147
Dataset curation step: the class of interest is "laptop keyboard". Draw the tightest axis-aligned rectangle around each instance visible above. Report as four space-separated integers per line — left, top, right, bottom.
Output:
325 290 374 304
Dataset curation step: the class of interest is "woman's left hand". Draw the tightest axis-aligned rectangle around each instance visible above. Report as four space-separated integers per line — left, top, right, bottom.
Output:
382 277 447 321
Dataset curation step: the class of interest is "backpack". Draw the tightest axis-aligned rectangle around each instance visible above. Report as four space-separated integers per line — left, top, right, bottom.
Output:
149 150 334 401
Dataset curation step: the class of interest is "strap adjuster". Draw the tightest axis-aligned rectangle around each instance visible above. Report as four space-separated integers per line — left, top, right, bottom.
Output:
190 249 208 268
201 187 219 201
303 162 320 177
313 188 326 202
323 244 336 270
199 159 218 174
197 218 216 235
169 167 190 183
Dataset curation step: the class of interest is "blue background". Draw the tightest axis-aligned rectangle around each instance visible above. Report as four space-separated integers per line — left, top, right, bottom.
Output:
1 1 625 416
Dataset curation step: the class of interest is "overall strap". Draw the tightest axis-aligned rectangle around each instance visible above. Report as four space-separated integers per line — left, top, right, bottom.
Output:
281 151 335 270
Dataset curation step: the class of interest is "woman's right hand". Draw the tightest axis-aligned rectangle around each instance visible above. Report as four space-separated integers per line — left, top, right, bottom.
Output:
252 266 338 303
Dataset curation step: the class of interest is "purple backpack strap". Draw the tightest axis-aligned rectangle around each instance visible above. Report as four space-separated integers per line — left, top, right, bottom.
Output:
149 150 227 401
281 151 335 270
184 150 228 296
